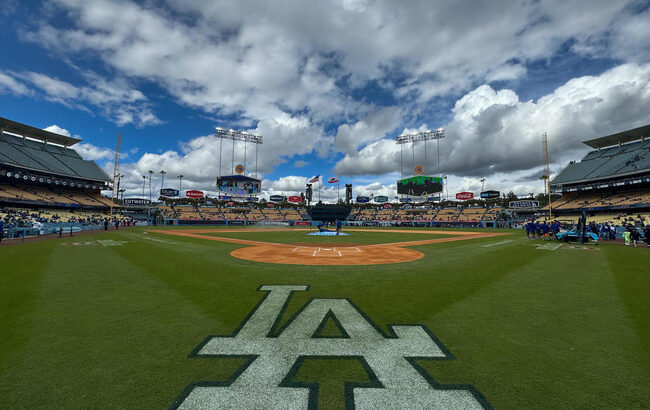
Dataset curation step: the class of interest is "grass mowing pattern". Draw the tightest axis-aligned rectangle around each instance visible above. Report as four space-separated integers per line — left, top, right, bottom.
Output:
0 227 648 409
201 229 453 245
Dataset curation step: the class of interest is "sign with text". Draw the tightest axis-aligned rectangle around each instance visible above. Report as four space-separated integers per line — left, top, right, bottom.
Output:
480 190 500 199
123 198 150 205
356 196 370 203
509 200 539 208
287 195 302 203
160 188 179 197
374 195 388 203
269 195 285 202
456 192 474 200
186 190 204 199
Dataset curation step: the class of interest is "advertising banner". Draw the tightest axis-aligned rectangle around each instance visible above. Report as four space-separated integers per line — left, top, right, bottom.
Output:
356 196 370 203
288 195 302 203
269 195 285 202
480 190 500 199
374 195 388 203
295 221 310 226
186 190 204 198
160 188 179 197
123 198 151 205
456 192 474 200
509 200 539 208
397 176 443 196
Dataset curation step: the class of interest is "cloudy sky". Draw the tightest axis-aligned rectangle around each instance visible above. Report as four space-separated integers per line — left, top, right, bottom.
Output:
1 0 649 202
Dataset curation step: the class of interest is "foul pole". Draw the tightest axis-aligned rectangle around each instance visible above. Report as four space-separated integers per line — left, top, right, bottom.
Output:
110 132 121 217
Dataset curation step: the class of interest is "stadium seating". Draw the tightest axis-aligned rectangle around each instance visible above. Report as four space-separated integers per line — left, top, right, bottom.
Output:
553 139 650 185
457 208 486 221
0 132 110 181
435 208 460 221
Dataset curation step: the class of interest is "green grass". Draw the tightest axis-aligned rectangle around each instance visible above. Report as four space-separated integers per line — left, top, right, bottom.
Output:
200 228 453 244
0 227 648 409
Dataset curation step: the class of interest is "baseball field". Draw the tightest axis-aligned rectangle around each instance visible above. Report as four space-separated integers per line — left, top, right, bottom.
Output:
1 226 648 409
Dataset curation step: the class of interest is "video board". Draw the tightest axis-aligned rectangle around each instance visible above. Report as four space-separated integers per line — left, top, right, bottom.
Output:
397 176 443 196
217 175 261 195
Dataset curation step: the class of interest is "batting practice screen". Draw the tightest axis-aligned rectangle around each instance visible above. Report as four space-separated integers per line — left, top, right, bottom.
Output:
397 176 443 196
217 175 261 195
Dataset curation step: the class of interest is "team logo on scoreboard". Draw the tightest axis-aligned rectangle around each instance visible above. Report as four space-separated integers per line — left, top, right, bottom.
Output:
171 285 489 409
414 165 424 175
235 164 245 174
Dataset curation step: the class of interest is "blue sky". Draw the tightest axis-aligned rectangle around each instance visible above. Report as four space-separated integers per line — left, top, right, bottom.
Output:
1 0 649 201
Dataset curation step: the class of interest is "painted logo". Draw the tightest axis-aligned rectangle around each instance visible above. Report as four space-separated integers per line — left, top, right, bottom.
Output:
172 285 488 409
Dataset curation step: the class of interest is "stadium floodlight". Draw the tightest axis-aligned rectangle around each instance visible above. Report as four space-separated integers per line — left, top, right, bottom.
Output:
395 128 445 144
215 127 263 144
215 127 264 180
396 128 446 180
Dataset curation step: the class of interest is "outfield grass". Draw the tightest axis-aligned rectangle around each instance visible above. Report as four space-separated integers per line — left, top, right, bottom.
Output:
200 228 453 245
0 227 648 409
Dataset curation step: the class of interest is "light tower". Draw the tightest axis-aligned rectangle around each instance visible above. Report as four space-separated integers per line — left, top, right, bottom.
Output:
215 127 263 178
178 174 184 194
542 132 552 219
396 128 445 178
110 132 121 217
160 170 166 190
148 170 153 202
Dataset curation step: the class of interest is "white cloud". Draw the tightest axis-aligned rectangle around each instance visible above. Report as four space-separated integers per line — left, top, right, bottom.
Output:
336 63 650 180
1 70 160 127
334 106 401 155
22 0 646 140
293 160 309 168
44 124 115 161
43 124 71 137
0 72 31 96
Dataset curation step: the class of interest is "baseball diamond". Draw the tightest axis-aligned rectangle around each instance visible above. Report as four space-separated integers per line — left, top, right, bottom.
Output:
2 4 650 409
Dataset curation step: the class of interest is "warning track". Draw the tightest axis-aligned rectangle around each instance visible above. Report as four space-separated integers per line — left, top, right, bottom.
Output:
150 228 510 265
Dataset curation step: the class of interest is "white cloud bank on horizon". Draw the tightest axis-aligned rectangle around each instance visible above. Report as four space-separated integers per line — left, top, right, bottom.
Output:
70 62 650 200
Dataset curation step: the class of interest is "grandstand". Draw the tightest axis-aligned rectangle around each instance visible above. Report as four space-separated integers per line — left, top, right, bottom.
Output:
0 117 124 238
548 125 650 225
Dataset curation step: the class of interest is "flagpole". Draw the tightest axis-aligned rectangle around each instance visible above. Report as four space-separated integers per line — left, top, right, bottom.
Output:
318 179 321 203
337 180 340 203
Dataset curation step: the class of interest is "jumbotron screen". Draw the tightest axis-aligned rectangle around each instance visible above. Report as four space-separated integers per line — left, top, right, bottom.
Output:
397 176 443 196
217 175 261 195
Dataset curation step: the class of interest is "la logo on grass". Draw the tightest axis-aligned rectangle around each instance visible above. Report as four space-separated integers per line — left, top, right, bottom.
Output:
171 285 489 409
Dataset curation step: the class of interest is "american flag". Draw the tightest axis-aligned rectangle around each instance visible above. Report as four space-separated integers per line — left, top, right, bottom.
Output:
328 177 339 183
308 175 320 183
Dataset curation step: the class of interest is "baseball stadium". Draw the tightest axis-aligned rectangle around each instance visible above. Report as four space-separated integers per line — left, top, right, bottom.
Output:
2 2 650 409
1 115 648 409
